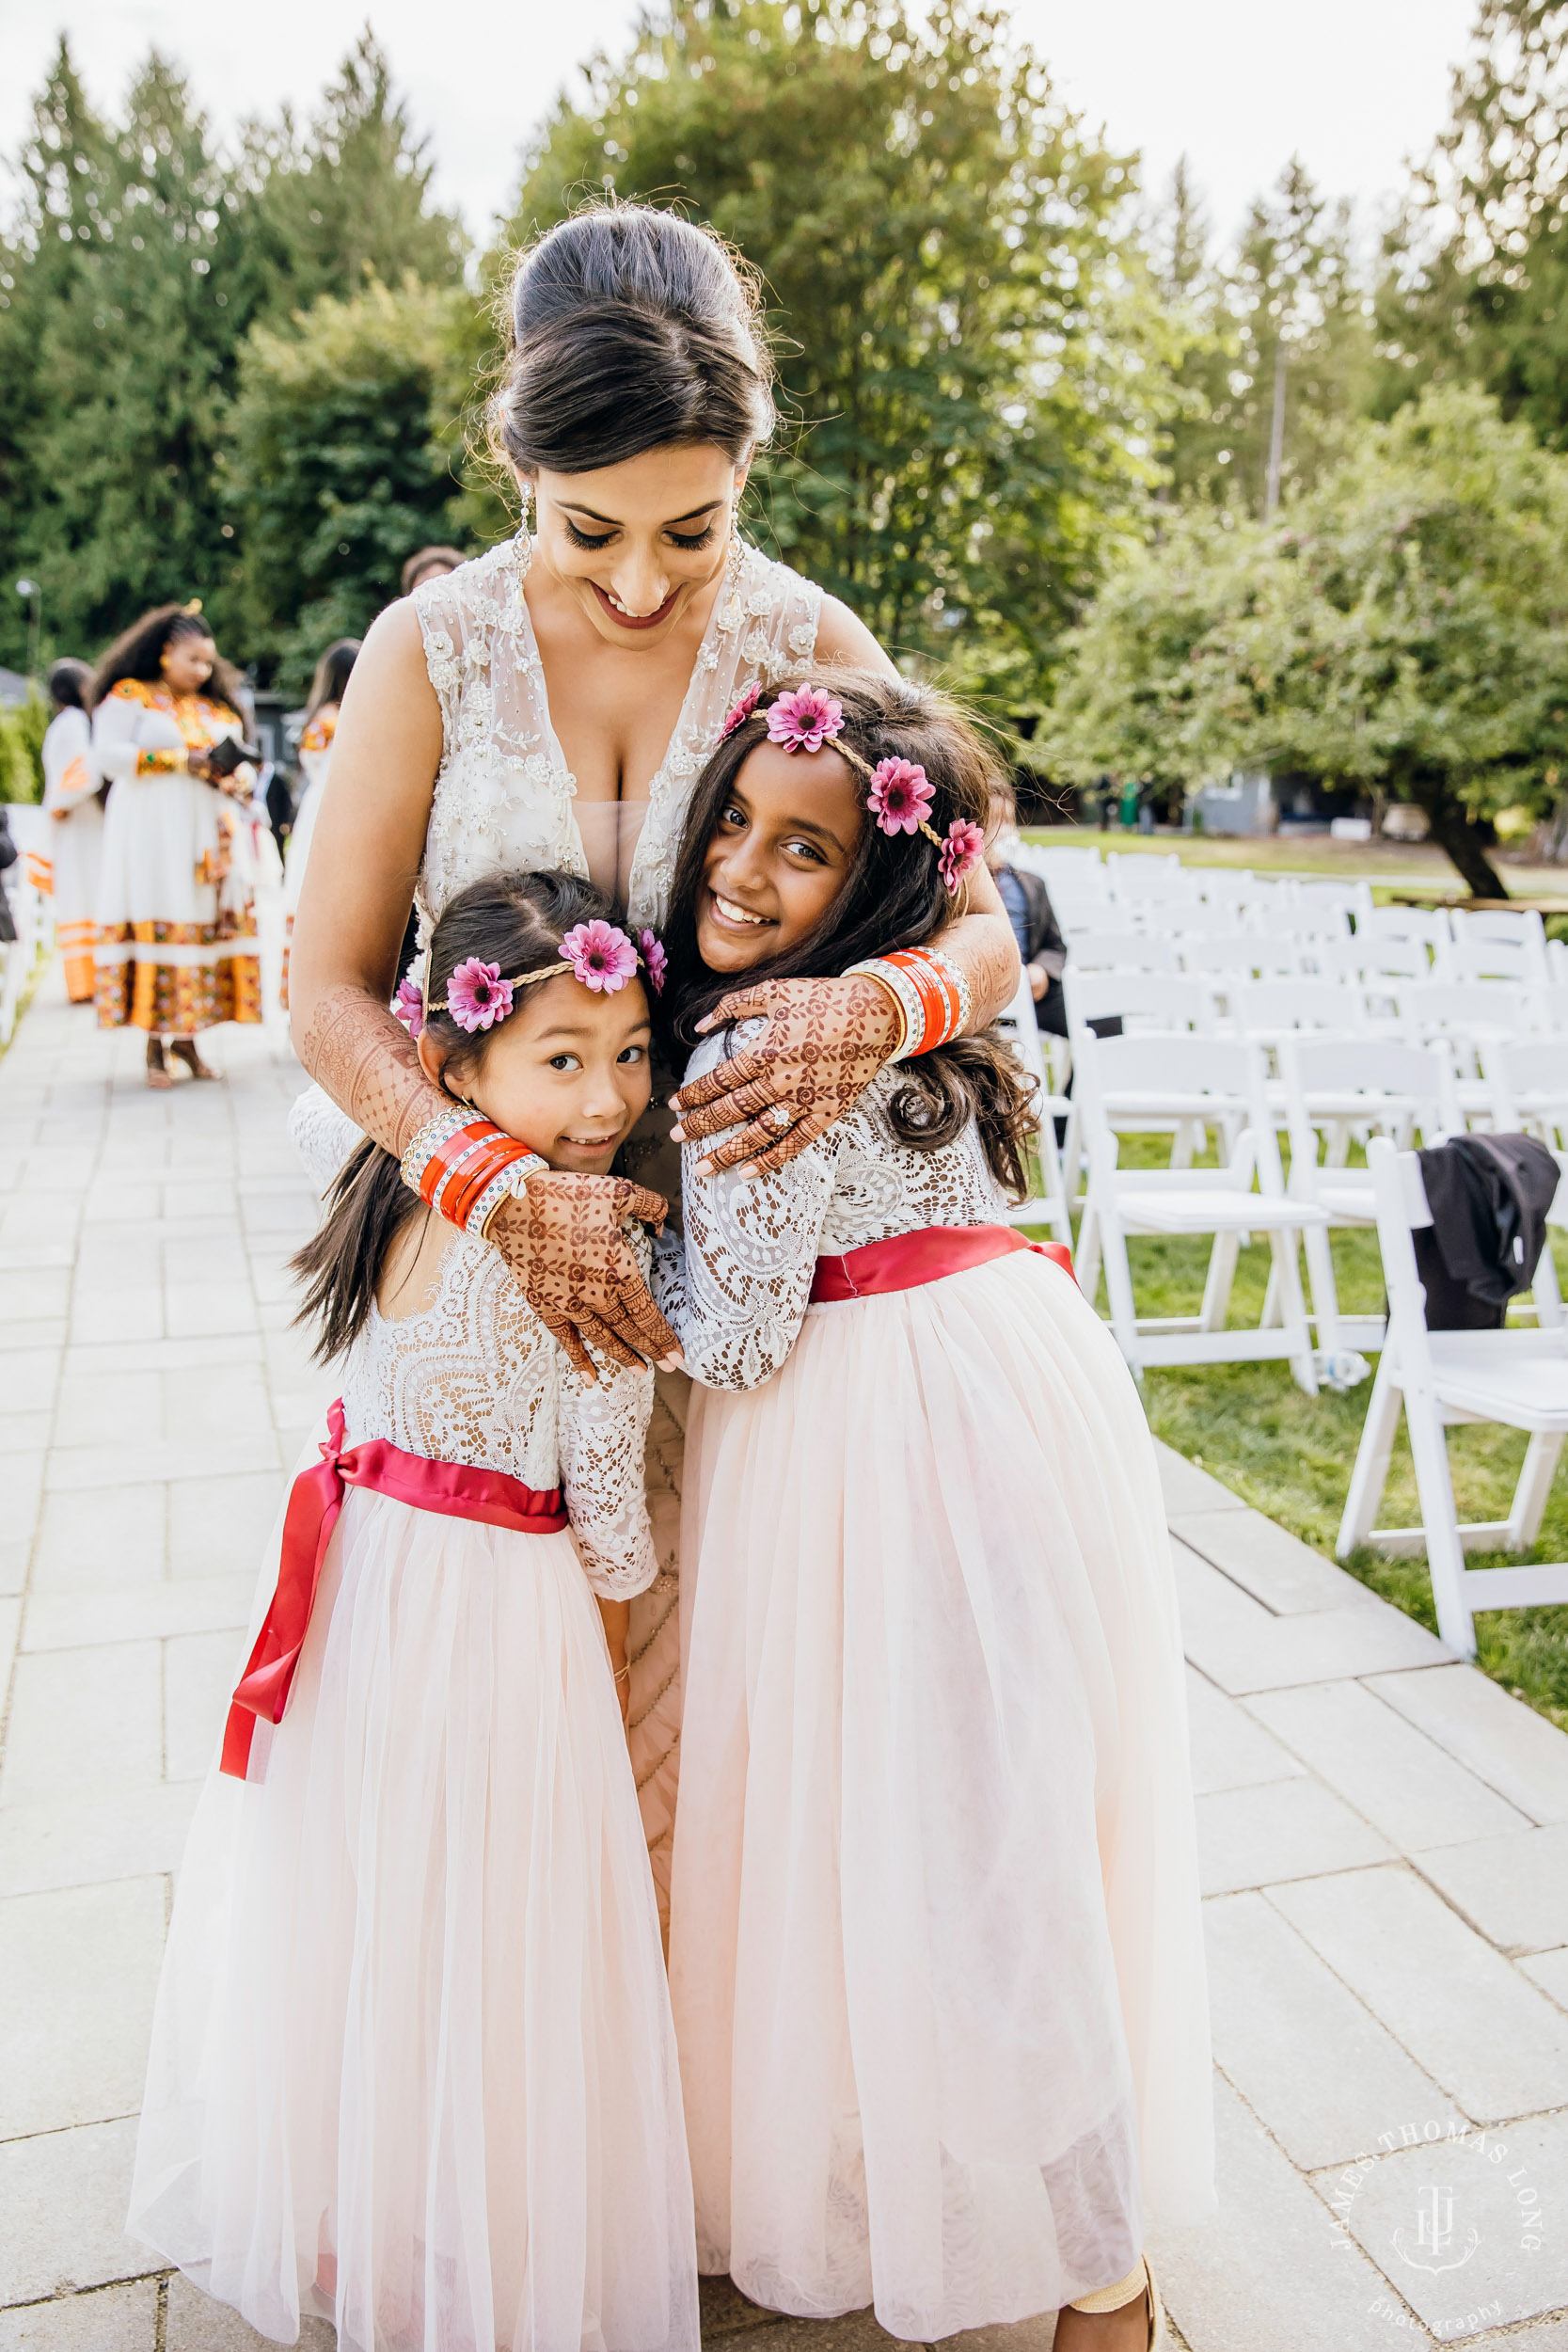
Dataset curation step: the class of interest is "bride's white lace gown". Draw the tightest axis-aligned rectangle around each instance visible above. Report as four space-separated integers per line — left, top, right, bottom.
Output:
293 532 821 1921
656 1036 1215 2341
128 1094 698 2352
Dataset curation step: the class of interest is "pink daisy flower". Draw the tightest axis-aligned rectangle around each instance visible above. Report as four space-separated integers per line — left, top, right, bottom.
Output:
561 919 640 993
392 976 425 1038
720 679 764 741
866 756 935 835
444 959 515 1032
639 929 668 996
766 685 844 754
938 818 987 892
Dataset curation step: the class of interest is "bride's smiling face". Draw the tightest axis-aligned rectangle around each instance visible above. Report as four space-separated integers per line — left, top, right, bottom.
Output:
523 444 748 653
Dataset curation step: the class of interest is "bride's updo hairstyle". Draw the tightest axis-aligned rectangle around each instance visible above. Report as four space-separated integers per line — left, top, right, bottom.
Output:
493 204 775 475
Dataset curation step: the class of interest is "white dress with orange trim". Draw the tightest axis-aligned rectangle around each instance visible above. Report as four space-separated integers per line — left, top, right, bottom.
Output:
279 708 334 1009
40 706 102 1003
91 678 263 1033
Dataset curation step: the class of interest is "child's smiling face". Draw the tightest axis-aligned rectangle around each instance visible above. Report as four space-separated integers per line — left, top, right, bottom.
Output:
418 974 653 1174
696 739 863 974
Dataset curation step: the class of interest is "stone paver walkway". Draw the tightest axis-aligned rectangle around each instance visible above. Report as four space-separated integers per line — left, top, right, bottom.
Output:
5 961 1568 2351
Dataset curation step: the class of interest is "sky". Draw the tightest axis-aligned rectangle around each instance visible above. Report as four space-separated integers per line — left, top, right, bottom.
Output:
0 0 1481 254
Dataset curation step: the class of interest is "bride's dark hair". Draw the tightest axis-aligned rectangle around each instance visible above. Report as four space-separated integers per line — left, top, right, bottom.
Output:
492 202 775 475
659 670 1039 1200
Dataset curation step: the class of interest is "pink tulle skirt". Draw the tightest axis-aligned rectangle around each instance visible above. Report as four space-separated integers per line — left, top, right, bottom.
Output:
129 1470 698 2352
669 1250 1214 2341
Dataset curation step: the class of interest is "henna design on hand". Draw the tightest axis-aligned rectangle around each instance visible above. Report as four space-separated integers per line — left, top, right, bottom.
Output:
489 1174 678 1382
672 975 902 1178
300 984 442 1156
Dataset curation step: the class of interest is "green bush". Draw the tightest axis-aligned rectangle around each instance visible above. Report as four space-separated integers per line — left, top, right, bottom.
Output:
0 690 48 802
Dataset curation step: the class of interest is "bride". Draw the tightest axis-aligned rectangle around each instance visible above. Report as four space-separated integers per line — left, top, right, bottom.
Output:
286 203 1022 1903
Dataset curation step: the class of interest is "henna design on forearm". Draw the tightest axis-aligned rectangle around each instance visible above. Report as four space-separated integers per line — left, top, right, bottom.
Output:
299 983 444 1156
936 910 1022 1028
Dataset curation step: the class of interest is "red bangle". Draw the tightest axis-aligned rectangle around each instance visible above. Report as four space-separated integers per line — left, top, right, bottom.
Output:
443 1138 537 1232
882 948 966 1054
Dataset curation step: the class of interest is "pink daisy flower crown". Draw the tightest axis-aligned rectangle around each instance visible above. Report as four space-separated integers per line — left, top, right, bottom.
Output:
718 678 988 894
396 920 665 1039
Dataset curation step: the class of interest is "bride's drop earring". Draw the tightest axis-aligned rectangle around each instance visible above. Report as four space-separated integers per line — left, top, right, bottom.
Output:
515 482 535 587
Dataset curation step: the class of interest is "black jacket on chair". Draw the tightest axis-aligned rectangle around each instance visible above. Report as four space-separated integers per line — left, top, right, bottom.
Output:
1415 1132 1561 1329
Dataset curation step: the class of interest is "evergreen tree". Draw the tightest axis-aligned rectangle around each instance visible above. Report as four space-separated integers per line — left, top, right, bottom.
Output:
505 0 1180 715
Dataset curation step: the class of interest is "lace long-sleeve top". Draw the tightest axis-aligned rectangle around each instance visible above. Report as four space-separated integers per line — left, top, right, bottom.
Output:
288 1090 657 1598
655 1028 1007 1393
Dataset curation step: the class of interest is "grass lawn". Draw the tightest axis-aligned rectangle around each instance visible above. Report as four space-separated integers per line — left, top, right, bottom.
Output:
1020 1146 1568 1735
1022 821 1568 908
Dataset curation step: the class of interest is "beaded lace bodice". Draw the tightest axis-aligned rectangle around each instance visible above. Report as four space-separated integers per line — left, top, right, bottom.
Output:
654 1028 1007 1393
410 535 821 935
288 1091 656 1597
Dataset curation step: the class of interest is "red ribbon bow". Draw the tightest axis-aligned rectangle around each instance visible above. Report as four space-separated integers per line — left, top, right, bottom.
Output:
220 1399 567 1779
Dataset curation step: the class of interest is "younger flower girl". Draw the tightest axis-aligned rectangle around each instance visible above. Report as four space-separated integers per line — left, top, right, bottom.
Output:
130 869 698 2352
657 675 1213 2351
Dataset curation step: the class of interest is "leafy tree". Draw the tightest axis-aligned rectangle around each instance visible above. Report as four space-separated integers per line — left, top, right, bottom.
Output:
0 691 49 803
1154 159 1376 515
1049 386 1568 897
1378 3 1568 446
228 279 469 692
507 0 1180 715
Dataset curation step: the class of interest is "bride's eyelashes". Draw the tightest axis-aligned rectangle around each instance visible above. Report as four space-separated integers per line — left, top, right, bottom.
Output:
561 520 718 552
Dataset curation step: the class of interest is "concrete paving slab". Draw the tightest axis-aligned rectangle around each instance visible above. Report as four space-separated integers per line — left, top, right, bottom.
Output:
0 2119 149 2304
165 2277 339 2348
1521 1949 1568 2011
0 2280 159 2350
1170 1506 1376 1614
1204 1892 1458 2170
0 1878 166 2137
1367 1667 1568 1825
1245 1679 1532 1853
0 1641 163 1804
27 1486 166 1594
1184 1665 1307 1795
1145 2074 1415 2352
1270 1865 1568 2123
22 1576 254 1654
1153 1442 1247 1518
0 1779 198 1899
1175 1547 1451 1692
1416 1826 1568 1957
167 1473 285 1577
41 1433 279 1494
1195 1776 1393 1896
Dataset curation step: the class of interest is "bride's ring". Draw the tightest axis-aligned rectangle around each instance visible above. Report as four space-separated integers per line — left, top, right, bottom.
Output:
768 1104 791 1129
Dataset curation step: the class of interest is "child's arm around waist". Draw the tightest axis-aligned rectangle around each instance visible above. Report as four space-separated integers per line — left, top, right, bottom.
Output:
654 1027 840 1393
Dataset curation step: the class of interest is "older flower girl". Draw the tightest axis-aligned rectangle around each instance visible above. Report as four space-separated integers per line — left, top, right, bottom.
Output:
130 869 697 2352
656 675 1213 2351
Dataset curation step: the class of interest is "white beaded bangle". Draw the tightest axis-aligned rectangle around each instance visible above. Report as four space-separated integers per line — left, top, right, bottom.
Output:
472 1152 548 1241
843 957 923 1062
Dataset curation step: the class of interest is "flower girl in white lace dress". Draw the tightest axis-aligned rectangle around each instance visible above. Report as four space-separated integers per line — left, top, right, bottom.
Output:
654 676 1213 2351
130 871 698 2352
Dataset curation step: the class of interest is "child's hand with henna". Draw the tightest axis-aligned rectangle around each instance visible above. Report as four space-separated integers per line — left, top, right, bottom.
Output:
488 1171 681 1383
670 974 900 1180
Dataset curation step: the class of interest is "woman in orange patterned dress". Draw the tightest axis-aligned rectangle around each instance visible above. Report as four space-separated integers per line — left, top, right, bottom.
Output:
90 604 263 1087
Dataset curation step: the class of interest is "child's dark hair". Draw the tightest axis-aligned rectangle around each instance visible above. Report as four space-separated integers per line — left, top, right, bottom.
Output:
290 867 626 1362
660 669 1038 1199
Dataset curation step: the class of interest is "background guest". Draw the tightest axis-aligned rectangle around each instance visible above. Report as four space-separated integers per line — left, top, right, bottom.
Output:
398 545 467 597
280 636 359 1009
988 776 1068 1037
40 657 101 1004
90 602 262 1087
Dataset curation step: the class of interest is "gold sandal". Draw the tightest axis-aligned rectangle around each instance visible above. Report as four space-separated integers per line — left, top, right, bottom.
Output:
1069 2252 1166 2346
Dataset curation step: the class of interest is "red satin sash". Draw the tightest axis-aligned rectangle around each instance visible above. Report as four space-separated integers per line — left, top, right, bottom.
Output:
220 1398 568 1780
809 1222 1075 1303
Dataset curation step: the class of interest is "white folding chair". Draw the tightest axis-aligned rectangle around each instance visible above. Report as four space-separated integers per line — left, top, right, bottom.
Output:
1338 1137 1568 1654
1065 930 1178 975
1531 982 1568 1033
992 971 1073 1247
1394 982 1528 1122
1060 970 1212 1195
1072 1028 1329 1392
1448 906 1548 986
1233 979 1373 1049
1481 1039 1568 1331
1358 905 1451 960
1277 1036 1461 1367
